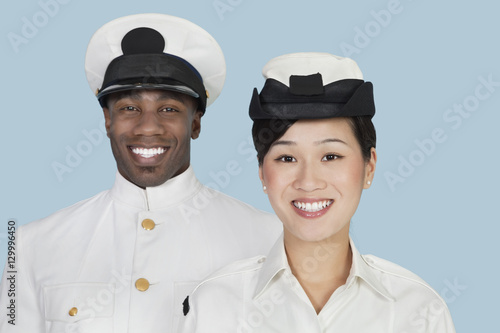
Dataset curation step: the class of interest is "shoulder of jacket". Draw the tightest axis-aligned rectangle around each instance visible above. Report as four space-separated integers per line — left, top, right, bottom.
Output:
199 184 277 217
183 255 265 316
20 190 109 232
193 255 265 293
362 254 443 297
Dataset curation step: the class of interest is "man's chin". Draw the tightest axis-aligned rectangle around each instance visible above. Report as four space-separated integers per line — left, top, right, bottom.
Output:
122 168 172 189
118 162 189 188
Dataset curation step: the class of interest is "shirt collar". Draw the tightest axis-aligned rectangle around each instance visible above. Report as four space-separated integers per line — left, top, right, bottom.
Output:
254 235 394 301
348 238 394 301
254 233 288 299
109 165 202 210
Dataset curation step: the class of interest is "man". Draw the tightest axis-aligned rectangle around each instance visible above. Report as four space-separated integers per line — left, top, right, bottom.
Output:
0 13 281 332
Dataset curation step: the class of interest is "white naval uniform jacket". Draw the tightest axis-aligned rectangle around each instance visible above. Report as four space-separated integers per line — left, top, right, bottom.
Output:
0 166 282 333
182 234 456 333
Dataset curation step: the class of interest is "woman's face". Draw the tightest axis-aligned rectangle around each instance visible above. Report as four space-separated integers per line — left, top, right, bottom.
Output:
259 117 376 244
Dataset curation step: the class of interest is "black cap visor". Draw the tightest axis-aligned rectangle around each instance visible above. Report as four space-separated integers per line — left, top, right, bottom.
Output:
98 53 207 111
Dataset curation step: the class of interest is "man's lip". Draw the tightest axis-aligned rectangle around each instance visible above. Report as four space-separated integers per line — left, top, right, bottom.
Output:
128 145 169 149
128 145 169 165
291 198 334 218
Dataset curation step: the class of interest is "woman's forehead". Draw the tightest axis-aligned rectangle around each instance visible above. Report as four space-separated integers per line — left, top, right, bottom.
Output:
279 118 355 141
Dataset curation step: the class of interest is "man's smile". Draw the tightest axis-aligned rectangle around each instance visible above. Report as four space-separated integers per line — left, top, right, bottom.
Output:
130 146 167 159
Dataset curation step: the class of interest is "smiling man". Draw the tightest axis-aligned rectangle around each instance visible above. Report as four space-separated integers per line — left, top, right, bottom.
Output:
0 14 281 333
104 89 201 188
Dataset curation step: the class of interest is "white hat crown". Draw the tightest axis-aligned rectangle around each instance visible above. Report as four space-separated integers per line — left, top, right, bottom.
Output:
262 52 363 86
85 13 226 109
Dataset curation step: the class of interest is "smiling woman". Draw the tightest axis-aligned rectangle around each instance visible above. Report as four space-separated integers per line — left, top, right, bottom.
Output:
259 118 374 247
181 53 456 332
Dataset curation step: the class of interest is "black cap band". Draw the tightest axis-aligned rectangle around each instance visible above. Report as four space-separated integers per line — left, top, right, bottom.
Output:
98 53 207 111
249 77 375 120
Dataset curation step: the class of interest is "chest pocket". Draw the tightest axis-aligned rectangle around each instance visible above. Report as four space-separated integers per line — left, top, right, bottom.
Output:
43 282 115 333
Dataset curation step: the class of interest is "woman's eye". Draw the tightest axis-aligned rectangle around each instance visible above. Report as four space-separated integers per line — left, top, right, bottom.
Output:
322 154 340 161
277 155 296 163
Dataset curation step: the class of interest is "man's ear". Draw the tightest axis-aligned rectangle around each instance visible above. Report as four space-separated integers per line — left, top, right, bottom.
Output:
191 111 202 140
103 107 111 139
363 147 377 189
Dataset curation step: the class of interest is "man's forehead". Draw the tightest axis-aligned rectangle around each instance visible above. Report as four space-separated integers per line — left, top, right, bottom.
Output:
110 89 195 104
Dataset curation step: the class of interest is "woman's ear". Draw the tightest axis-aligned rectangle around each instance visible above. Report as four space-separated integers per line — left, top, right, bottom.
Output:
363 147 377 189
258 164 267 193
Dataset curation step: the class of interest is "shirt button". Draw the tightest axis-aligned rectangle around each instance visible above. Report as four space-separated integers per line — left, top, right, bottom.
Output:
257 257 266 264
68 307 78 316
141 219 156 230
135 278 150 291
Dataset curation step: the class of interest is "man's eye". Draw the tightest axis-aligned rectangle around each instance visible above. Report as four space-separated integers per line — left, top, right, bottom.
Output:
277 155 296 163
123 106 138 111
160 107 179 113
322 154 341 161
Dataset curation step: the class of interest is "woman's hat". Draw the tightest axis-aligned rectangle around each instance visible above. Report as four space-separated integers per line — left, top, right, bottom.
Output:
249 52 375 120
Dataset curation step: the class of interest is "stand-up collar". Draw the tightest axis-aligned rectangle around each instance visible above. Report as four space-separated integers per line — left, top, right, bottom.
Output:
109 165 203 211
254 234 394 301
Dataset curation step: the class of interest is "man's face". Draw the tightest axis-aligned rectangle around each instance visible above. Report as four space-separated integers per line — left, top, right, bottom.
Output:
103 89 202 188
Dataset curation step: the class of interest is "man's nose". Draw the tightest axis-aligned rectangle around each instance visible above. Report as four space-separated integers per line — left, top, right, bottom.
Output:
133 110 164 136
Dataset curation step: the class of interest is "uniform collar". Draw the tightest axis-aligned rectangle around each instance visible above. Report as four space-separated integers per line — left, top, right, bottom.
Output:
254 234 394 301
109 165 202 211
254 233 288 299
348 238 394 301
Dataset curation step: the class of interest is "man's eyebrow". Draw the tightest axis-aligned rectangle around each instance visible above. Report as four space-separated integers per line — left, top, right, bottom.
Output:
156 91 188 103
114 90 189 103
114 90 139 100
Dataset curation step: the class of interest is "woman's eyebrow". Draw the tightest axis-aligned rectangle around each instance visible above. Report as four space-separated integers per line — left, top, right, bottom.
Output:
313 138 348 146
271 138 349 147
271 140 296 147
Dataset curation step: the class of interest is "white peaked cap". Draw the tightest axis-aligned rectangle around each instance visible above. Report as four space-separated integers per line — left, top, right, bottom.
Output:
85 13 226 110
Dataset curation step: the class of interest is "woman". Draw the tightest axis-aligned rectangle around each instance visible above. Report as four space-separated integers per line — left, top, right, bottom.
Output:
181 53 456 332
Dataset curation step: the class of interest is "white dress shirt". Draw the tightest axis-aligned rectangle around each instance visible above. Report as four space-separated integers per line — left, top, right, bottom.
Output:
0 166 282 333
183 234 456 333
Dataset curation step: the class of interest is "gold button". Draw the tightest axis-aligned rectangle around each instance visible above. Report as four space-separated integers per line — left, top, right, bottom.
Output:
68 307 78 316
135 278 150 291
141 219 155 230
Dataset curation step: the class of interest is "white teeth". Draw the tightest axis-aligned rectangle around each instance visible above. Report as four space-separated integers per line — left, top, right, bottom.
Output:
131 147 166 158
293 200 333 213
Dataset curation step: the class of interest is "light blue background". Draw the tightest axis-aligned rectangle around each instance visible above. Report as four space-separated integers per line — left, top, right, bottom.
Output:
1 0 498 331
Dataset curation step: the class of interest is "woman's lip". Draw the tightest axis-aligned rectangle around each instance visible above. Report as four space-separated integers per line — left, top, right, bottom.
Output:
291 199 334 219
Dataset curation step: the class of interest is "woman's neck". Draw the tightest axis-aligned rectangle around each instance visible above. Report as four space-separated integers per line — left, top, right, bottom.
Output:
284 226 352 314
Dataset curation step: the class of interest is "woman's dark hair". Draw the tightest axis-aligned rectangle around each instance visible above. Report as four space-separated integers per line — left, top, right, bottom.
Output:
346 116 377 162
252 116 376 165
